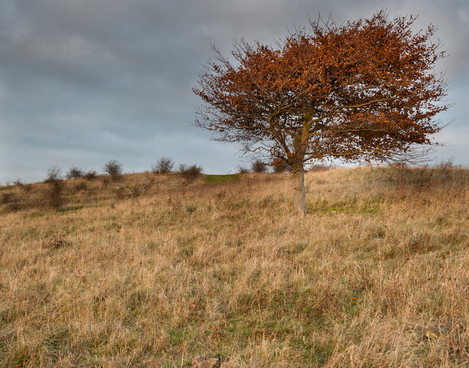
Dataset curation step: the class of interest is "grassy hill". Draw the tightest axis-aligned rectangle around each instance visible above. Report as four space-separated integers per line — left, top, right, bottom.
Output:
1 167 468 367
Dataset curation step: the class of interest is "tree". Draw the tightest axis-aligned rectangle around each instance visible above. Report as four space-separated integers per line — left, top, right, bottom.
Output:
193 11 449 215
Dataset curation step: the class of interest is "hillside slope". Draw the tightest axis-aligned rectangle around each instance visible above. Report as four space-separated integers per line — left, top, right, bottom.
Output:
1 167 468 367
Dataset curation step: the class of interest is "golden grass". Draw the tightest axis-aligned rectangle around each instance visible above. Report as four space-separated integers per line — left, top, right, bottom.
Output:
0 167 468 367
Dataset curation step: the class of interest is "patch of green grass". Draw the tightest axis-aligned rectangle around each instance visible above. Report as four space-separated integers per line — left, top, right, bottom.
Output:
23 211 46 219
167 326 186 344
8 348 30 368
205 174 240 184
44 326 70 363
0 186 14 192
186 205 197 213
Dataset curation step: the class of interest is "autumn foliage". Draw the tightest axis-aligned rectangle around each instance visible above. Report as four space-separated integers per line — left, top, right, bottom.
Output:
194 11 449 214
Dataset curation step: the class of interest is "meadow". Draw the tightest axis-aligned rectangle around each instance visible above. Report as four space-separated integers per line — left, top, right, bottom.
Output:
0 166 468 367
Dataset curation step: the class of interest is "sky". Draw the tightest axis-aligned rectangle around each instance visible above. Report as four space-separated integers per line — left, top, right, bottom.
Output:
1 0 468 184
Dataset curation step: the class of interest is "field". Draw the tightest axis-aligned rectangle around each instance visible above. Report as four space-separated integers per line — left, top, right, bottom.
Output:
0 166 468 367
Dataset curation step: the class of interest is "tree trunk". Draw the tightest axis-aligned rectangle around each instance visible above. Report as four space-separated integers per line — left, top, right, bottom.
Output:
292 169 306 215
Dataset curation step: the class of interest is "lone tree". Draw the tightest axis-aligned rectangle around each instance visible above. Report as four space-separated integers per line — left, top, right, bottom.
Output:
193 11 449 214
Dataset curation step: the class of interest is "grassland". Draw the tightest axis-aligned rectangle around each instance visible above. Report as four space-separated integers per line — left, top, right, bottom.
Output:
0 167 468 367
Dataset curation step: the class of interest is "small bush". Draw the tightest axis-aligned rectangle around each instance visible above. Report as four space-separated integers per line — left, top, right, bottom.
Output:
84 170 98 180
179 164 203 183
130 184 142 199
237 165 249 174
3 202 20 213
152 157 174 174
104 160 123 181
48 182 65 209
309 164 331 172
272 158 290 173
1 192 16 205
45 166 62 183
251 160 267 173
66 167 84 180
44 167 65 210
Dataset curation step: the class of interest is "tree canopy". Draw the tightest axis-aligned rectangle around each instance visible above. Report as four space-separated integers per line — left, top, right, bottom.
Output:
194 11 449 214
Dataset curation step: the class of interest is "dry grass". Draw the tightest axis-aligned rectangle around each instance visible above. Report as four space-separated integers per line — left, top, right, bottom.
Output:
0 168 468 367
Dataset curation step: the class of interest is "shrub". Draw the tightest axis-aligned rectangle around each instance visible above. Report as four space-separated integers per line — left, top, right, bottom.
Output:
251 160 267 173
104 160 123 181
130 184 142 199
1 192 16 205
237 165 249 174
66 167 84 180
2 201 20 213
152 157 174 174
84 170 98 180
179 164 203 183
48 181 65 209
309 164 331 172
45 166 62 183
44 166 65 210
272 158 290 173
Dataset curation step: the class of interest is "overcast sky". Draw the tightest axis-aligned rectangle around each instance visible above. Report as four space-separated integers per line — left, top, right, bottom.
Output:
1 0 468 184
